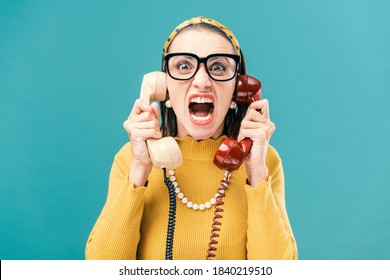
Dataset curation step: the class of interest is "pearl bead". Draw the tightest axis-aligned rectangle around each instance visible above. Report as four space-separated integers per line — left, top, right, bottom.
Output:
169 169 232 212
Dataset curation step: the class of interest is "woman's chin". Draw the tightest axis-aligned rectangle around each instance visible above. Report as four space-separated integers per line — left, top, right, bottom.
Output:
187 126 223 140
177 116 224 140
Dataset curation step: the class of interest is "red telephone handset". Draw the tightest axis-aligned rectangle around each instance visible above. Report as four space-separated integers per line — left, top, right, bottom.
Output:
213 75 262 170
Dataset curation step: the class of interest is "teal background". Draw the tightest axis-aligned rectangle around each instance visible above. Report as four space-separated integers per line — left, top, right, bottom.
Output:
1 0 389 260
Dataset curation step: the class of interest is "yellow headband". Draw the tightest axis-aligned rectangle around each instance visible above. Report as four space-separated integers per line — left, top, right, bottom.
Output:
163 16 240 56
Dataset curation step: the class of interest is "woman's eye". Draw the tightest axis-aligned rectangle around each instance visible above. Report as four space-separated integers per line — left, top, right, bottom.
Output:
177 63 191 71
210 64 225 72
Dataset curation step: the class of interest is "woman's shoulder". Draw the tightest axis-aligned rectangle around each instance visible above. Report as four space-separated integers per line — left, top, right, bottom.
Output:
116 141 132 155
267 144 281 159
266 144 283 171
113 141 132 167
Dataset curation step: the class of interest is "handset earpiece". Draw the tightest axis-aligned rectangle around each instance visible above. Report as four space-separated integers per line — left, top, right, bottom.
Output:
235 75 262 105
213 75 262 170
139 71 182 169
140 71 167 103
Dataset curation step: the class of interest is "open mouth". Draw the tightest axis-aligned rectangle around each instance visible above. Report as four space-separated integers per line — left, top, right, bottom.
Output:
188 96 215 124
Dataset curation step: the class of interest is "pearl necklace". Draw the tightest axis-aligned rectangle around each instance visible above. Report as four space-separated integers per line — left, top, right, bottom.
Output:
168 169 232 211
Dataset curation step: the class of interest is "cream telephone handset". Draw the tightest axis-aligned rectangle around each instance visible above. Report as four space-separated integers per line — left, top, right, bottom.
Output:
139 72 182 170
140 71 181 260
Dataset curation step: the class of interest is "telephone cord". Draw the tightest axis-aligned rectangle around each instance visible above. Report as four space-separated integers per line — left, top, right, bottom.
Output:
163 168 177 260
206 169 232 260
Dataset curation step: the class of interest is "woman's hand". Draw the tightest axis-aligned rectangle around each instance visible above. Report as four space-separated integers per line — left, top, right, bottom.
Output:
237 99 276 187
123 99 162 187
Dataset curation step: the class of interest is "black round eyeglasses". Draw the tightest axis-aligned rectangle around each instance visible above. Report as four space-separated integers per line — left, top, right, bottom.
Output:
163 52 240 81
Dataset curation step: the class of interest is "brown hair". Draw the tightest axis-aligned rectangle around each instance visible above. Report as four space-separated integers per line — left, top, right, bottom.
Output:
160 23 249 139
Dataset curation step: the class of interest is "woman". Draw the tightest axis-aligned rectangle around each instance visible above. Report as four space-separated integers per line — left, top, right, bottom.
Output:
85 16 298 260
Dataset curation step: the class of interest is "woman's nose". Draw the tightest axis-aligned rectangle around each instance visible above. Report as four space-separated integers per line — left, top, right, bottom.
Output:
192 64 211 90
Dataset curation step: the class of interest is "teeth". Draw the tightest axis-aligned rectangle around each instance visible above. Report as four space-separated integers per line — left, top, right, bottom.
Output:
191 113 212 122
190 97 213 103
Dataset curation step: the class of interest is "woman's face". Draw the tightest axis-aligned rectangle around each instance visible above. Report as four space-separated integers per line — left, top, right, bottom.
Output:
166 28 236 140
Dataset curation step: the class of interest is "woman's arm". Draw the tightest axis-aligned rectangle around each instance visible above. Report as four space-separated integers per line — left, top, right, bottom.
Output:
245 146 298 260
85 143 147 260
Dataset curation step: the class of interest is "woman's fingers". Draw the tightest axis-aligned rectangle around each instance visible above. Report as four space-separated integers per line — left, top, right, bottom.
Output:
248 99 270 119
124 119 159 131
124 99 161 142
128 99 157 119
128 128 162 141
151 102 160 120
237 123 275 143
237 99 275 143
238 123 275 143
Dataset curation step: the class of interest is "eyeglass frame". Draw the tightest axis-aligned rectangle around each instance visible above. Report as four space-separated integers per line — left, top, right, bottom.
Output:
162 52 241 82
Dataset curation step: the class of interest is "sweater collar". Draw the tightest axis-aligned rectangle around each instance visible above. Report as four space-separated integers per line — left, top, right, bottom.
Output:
175 136 227 160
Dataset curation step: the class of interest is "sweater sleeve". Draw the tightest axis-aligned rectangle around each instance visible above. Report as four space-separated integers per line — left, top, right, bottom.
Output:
245 146 298 260
85 143 146 260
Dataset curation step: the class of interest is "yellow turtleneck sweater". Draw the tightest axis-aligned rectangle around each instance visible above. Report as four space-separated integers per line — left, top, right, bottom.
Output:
85 136 297 260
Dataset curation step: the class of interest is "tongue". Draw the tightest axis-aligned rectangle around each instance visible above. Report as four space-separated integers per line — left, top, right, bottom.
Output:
190 103 211 117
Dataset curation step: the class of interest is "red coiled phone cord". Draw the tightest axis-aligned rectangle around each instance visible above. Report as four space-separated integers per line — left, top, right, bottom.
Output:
206 170 232 260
